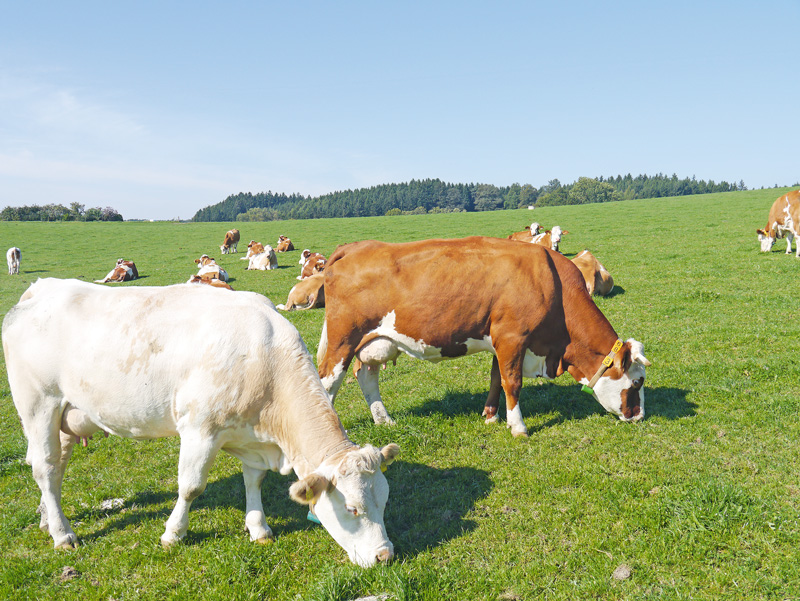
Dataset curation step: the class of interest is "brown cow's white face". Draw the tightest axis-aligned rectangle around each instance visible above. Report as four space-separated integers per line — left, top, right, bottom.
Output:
757 229 776 252
585 339 650 421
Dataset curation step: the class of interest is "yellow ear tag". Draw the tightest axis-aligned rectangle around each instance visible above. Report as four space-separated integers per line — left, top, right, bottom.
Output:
305 488 314 502
380 464 387 473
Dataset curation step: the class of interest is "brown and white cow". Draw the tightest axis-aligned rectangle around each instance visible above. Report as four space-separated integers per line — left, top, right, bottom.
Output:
3 278 399 567
571 250 614 297
531 226 568 252
317 237 650 437
242 241 266 260
276 273 325 311
507 222 542 242
299 252 326 280
246 245 279 271
757 190 800 256
95 259 138 283
188 274 233 290
220 229 240 254
276 235 295 253
195 255 229 282
7 247 20 275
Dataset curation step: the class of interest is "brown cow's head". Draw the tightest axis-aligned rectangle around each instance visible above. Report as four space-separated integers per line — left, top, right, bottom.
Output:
589 338 651 422
756 227 777 252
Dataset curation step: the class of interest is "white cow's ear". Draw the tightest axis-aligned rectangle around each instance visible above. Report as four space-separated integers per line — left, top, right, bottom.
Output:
289 473 330 505
380 443 400 470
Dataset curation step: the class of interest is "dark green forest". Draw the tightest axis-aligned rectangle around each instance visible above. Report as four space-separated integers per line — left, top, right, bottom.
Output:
192 174 746 222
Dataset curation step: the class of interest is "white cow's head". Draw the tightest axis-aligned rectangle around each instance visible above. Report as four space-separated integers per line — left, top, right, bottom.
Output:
550 226 568 251
289 443 399 567
581 339 651 422
756 228 776 252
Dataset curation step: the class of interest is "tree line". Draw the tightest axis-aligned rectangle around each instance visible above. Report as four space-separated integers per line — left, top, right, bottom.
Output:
0 203 123 222
192 174 746 222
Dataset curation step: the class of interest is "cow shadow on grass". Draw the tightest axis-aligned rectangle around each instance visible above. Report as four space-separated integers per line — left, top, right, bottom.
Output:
70 461 490 557
409 383 695 432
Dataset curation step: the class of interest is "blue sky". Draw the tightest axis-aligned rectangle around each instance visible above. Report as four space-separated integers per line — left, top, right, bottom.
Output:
1 1 798 220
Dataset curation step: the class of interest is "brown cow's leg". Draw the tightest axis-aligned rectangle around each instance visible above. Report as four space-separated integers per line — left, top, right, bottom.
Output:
482 356 502 423
494 344 528 438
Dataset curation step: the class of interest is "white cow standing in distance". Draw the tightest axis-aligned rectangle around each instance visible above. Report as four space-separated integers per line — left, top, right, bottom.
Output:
2 278 399 567
7 247 20 275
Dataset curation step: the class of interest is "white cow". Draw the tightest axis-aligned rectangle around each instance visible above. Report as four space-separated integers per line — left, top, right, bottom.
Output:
2 279 399 567
7 247 20 275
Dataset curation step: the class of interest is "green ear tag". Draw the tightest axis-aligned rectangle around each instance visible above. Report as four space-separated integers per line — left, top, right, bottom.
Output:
581 385 595 395
380 464 387 473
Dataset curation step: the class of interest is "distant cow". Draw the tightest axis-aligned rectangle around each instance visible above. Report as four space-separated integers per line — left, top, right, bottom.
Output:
276 273 325 311
242 241 266 260
246 246 278 271
757 190 800 256
188 274 233 290
571 250 614 296
194 255 229 282
6 247 20 275
95 259 138 283
220 229 240 254
299 249 312 265
507 223 542 242
299 252 326 280
317 237 650 437
2 278 399 566
531 226 568 252
276 235 295 252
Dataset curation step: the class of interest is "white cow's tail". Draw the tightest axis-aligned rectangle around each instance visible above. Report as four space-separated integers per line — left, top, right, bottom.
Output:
317 318 328 365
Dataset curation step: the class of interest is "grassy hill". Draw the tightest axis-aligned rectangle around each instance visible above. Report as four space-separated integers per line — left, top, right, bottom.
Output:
0 187 798 600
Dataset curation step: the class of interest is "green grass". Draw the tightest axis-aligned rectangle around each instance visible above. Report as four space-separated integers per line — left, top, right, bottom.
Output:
1 188 800 599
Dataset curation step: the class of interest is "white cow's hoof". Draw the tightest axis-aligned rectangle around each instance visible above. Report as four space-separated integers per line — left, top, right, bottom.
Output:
484 415 499 424
160 534 181 549
54 534 79 550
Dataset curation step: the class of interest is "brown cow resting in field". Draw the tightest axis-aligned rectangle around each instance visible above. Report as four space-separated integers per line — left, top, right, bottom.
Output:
571 250 614 296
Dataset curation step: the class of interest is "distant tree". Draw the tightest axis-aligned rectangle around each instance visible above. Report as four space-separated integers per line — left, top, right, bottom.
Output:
567 177 622 205
473 184 503 211
101 207 123 221
385 208 402 216
69 202 85 221
84 207 102 221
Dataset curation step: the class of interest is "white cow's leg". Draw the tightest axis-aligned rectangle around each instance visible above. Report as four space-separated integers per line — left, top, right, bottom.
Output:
241 464 273 543
356 364 395 425
786 233 794 254
20 400 78 549
162 431 221 547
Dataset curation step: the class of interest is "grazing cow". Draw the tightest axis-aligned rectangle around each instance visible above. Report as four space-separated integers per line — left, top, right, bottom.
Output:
220 229 240 254
317 237 650 437
299 252 326 280
242 241 266 260
276 273 325 311
2 279 399 567
188 274 233 290
757 190 800 256
507 223 542 242
246 246 279 271
276 235 295 252
571 250 614 297
530 226 568 252
95 259 138 283
7 247 20 275
195 255 229 282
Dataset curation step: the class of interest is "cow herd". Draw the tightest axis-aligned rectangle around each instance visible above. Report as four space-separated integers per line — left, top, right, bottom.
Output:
1 189 796 567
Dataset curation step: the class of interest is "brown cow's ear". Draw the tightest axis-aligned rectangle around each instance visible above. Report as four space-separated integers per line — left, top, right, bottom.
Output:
289 473 330 505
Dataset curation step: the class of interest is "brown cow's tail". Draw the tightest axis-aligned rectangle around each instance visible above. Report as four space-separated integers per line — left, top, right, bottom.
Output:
317 318 328 365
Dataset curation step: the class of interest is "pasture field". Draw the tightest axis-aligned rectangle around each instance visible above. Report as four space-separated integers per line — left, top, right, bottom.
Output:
0 187 799 600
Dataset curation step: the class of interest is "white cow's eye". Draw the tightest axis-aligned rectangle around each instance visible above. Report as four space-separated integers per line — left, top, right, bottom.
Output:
346 505 359 516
